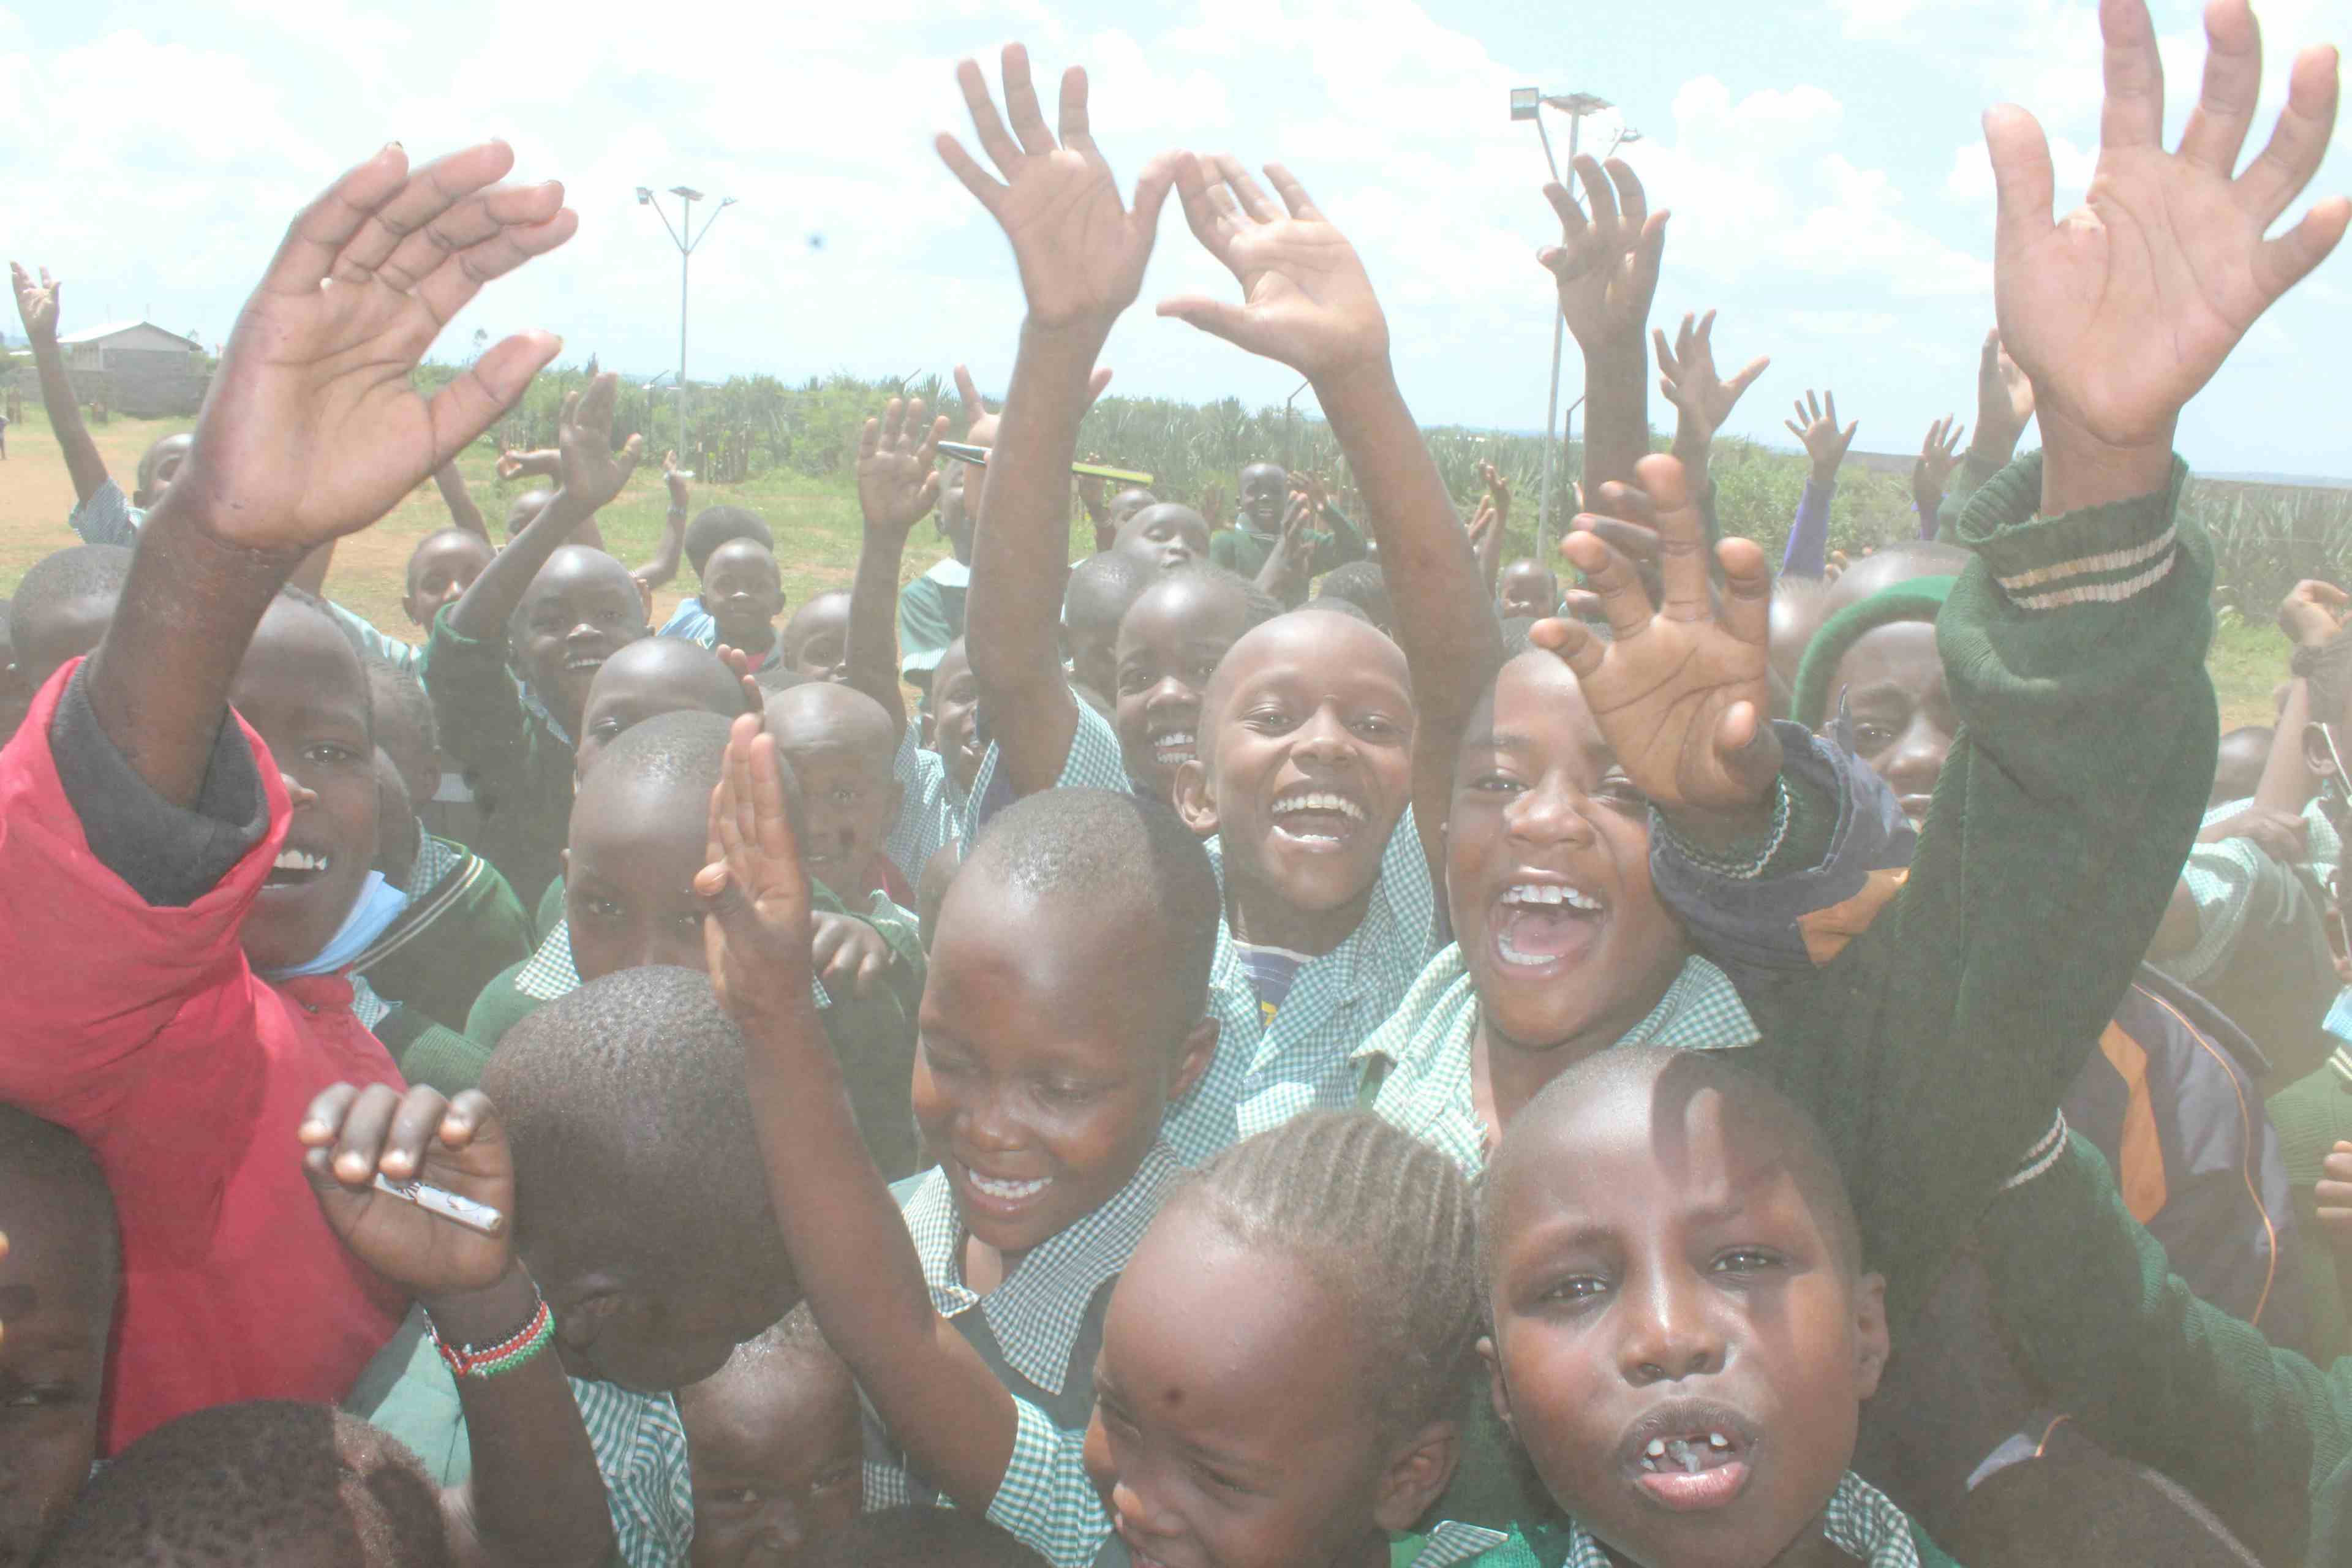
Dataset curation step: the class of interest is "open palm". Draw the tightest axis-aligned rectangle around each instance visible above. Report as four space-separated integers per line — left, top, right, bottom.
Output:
1537 454 1778 814
701 716 818 1031
177 142 574 553
858 397 948 539
1159 156 1389 380
937 45 1173 331
1988 0 2346 449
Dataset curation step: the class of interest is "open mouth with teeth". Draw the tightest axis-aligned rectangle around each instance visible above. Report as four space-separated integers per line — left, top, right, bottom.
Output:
1150 729 1196 770
1490 881 1605 968
1269 790 1366 848
1632 1428 1751 1509
268 846 333 887
955 1161 1054 1222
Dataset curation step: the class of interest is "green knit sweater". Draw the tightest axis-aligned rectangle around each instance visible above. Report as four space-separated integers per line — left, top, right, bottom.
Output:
1736 453 2217 1320
1981 1134 2351 1568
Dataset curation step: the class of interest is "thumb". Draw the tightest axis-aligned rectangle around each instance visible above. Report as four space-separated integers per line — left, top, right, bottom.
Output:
1156 294 1258 351
1711 701 1781 794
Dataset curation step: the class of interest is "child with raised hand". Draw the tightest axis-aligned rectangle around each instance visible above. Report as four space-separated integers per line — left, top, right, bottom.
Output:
677 1307 864 1568
0 139 575 1453
331 968 803 1568
466 708 922 1172
696 699 1220 1568
298 1079 617 1565
846 396 981 885
430 369 650 910
10 262 193 548
1777 389 1860 579
657 502 778 644
1083 1110 1504 1568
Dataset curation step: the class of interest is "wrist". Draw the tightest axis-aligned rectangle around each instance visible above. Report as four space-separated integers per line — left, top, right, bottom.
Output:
1809 461 1840 488
421 1263 537 1345
1306 353 1401 415
2035 415 2177 518
1020 312 1115 358
1969 424 2023 469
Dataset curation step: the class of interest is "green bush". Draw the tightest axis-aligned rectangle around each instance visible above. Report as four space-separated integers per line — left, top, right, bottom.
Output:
411 359 2350 601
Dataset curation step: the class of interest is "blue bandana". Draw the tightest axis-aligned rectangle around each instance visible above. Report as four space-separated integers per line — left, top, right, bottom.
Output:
262 871 410 981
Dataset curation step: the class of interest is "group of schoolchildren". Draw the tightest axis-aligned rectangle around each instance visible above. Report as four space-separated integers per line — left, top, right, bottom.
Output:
4 4 2351 1565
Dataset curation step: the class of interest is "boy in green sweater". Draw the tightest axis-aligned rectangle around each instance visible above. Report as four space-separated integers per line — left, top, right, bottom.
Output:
427 372 649 910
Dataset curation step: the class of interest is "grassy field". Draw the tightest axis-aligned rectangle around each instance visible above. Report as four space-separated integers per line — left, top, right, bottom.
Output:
0 404 2285 729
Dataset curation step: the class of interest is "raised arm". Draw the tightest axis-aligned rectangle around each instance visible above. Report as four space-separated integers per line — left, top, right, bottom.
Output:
948 47 1167 797
88 142 573 809
1909 415 1966 538
10 264 111 508
633 453 689 593
699 715 1027 1516
434 458 493 543
1939 328 2038 537
1159 155 1501 884
1654 308 1769 501
1779 389 1857 578
848 398 948 737
301 1083 614 1567
1539 157 1666 502
445 373 639 643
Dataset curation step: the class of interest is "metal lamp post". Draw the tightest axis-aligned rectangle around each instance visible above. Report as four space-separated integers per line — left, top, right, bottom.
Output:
1509 89 1637 560
636 185 737 462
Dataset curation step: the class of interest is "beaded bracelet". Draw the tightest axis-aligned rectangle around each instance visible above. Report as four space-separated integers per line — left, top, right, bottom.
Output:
425 1292 555 1381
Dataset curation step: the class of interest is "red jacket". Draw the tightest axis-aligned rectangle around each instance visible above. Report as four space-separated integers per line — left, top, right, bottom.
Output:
0 666 406 1453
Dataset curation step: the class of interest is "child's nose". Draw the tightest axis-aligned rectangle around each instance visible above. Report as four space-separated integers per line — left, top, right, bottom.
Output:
279 772 319 812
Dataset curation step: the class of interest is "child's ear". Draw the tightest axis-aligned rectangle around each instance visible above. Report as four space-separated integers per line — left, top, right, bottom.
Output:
1172 756 1218 837
546 1270 630 1354
1168 1015 1221 1104
1851 1270 1891 1400
1479 1333 1514 1434
1372 1417 1461 1534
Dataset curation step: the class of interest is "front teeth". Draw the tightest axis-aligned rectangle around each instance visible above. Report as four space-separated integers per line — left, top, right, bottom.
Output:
1641 1435 1725 1474
273 848 328 872
966 1170 1050 1201
1153 731 1195 761
1503 883 1601 911
1272 791 1366 822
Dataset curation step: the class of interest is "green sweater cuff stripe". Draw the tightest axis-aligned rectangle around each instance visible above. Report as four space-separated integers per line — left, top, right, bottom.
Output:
1955 451 2190 596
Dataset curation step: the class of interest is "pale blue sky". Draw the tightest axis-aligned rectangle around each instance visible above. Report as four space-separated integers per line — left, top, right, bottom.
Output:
1 0 2343 475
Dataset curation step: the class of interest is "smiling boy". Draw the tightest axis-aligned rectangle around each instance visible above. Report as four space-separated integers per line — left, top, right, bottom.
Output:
0 140 576 1451
429 372 649 909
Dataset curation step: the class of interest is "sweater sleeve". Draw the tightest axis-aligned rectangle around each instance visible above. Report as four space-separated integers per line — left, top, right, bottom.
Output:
423 605 530 798
1980 1134 2349 1568
1697 454 2215 1318
1780 477 1831 578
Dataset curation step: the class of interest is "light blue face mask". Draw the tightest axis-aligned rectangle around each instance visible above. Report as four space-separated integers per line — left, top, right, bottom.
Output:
262 870 409 982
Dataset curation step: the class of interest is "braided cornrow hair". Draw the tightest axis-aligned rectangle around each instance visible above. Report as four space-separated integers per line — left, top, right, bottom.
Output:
1172 1110 1481 1447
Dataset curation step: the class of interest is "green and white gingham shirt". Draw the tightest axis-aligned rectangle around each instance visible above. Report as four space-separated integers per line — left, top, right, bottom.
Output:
885 723 971 888
1357 944 1758 1175
347 1309 696 1567
864 1143 1183 1568
970 698 1445 1167
1471 1471 1929 1567
2160 794 2341 988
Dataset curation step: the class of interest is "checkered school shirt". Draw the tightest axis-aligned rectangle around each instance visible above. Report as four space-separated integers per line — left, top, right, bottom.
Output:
575 1377 698 1566
66 477 143 546
864 1143 1183 1568
512 917 833 1010
967 698 1446 1167
1357 944 1758 1175
2165 794 2342 988
1475 1471 1923 1567
883 723 970 888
